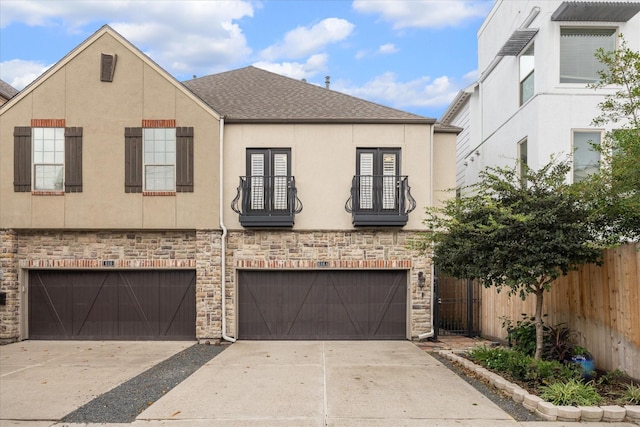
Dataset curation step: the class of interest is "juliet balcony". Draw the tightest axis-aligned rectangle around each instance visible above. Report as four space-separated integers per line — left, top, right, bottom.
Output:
345 175 416 227
231 176 303 227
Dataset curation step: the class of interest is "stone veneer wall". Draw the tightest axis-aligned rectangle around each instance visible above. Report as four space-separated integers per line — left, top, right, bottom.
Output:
195 230 222 339
0 230 19 342
226 230 433 338
1 229 223 341
2 228 433 341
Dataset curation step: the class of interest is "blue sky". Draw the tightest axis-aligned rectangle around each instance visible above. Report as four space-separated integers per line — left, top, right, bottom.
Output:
0 0 494 119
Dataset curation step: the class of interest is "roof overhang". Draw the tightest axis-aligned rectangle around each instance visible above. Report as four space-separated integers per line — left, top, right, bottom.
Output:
223 117 436 125
497 28 539 56
438 83 477 125
434 123 463 134
551 2 640 22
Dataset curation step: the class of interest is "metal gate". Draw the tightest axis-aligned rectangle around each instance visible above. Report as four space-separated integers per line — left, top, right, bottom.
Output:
433 269 480 339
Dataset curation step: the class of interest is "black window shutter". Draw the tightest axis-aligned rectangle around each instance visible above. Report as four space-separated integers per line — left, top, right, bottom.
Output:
13 127 32 192
65 127 83 192
176 127 194 192
124 127 143 193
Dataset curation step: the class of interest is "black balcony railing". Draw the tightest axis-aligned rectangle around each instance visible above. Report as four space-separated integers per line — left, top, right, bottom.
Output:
231 175 303 227
345 175 416 226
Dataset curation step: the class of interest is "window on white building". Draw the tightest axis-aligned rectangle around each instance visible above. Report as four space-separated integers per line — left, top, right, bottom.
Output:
573 131 602 182
518 138 528 187
520 44 534 105
560 28 616 84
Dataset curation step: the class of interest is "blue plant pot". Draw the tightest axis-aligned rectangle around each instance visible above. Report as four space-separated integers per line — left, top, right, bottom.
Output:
569 355 595 379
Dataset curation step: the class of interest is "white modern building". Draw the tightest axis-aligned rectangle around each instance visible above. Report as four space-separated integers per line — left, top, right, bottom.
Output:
441 0 640 191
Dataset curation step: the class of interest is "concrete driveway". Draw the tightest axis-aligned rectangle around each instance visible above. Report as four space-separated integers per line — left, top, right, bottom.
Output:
1 340 636 427
137 341 515 426
0 340 192 426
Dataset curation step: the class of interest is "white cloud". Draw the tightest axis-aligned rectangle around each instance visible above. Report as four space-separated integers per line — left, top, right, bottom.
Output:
253 54 329 81
260 18 355 61
463 69 479 83
355 49 370 60
1 1 254 78
378 43 398 55
0 59 51 90
333 71 466 111
353 0 492 29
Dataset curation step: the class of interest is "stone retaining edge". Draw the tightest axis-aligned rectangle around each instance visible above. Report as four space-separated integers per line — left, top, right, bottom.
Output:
436 350 640 423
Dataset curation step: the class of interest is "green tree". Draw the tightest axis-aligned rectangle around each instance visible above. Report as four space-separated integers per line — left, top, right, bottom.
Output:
581 35 640 243
421 159 601 359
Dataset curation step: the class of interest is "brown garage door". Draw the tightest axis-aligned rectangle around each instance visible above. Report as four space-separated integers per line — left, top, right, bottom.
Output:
238 270 406 340
29 270 196 340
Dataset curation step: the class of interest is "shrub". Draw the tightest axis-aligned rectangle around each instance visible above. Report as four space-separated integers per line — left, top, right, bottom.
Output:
501 314 540 357
540 379 603 406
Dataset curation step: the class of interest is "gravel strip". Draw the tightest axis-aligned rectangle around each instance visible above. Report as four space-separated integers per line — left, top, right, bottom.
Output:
429 351 541 422
61 342 226 424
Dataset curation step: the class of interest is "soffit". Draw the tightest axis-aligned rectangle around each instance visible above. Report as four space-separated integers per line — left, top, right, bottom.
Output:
551 2 640 22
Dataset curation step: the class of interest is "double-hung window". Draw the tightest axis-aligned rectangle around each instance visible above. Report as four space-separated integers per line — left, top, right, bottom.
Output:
560 28 616 84
13 122 83 193
124 124 193 193
573 130 602 182
144 128 176 191
33 127 65 191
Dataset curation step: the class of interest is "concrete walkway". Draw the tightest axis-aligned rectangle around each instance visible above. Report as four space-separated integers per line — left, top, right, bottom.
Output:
0 340 637 427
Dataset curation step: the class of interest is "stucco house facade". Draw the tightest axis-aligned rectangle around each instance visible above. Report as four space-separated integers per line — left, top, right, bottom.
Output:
0 26 456 342
441 0 640 191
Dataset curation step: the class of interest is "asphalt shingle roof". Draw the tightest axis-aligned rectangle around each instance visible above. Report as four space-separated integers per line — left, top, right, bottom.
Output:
0 79 18 100
183 66 434 124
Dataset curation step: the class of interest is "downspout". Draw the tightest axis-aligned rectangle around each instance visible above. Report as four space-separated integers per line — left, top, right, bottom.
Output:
417 263 436 340
219 117 236 343
418 124 436 341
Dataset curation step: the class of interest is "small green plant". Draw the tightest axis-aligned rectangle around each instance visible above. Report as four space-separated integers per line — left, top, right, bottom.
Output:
501 314 541 357
572 346 591 357
540 379 603 406
595 369 624 386
618 384 640 405
468 346 514 372
467 346 581 385
524 358 582 385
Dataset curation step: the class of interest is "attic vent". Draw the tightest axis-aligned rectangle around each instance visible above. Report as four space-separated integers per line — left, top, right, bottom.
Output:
100 53 117 82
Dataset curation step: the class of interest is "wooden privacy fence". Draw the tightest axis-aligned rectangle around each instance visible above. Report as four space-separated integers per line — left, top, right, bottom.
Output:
480 243 639 379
